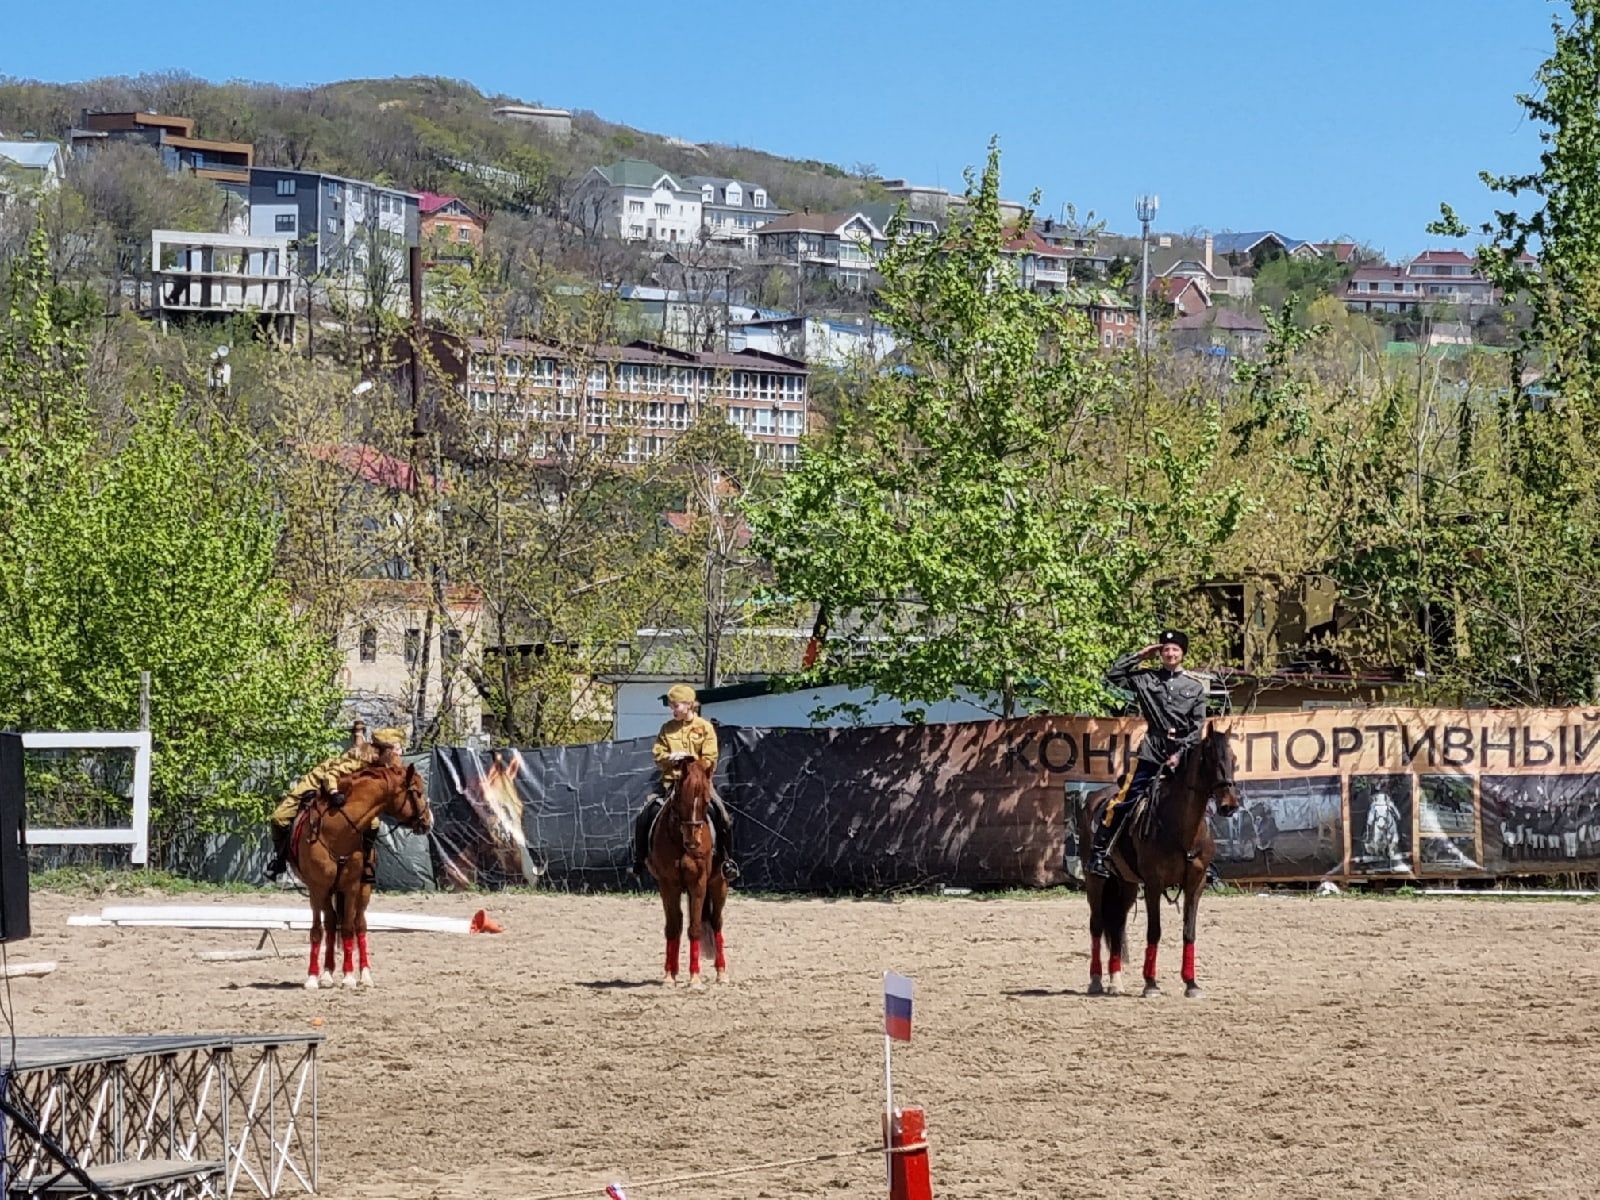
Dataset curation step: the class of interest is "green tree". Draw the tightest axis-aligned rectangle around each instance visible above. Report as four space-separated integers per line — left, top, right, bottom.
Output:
0 228 339 834
750 144 1242 717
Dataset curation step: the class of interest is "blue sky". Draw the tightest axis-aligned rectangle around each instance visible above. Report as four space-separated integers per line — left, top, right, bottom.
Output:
1 0 1563 256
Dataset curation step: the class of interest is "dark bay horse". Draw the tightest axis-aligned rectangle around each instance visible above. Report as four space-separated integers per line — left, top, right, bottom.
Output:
646 758 729 989
292 763 432 989
1076 726 1240 999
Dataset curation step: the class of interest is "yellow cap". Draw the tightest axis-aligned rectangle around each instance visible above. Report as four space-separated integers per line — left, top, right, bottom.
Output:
371 727 408 749
665 684 697 705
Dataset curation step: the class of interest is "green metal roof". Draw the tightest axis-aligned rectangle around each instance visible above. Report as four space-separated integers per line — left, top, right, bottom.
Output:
596 158 678 189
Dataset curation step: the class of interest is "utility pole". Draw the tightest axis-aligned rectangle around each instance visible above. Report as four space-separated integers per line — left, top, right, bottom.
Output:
1135 194 1159 355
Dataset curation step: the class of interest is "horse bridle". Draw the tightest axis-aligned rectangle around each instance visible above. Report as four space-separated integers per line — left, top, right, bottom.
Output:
395 774 431 833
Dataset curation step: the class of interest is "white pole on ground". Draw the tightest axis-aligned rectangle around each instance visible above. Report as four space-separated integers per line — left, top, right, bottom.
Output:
882 972 895 1190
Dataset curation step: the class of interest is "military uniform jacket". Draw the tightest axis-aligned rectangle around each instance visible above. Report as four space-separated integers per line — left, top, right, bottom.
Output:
653 715 718 784
1104 652 1208 765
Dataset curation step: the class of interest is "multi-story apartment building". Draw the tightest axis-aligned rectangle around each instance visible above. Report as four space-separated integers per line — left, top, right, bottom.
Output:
755 210 884 290
458 337 809 468
571 160 703 244
684 175 787 251
1404 249 1496 307
1344 265 1424 315
248 168 419 307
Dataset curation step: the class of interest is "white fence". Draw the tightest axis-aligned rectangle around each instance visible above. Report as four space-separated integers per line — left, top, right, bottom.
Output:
21 730 152 865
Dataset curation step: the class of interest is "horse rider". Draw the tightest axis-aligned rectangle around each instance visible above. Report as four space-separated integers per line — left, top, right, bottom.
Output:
1086 630 1209 879
266 723 407 880
633 683 739 882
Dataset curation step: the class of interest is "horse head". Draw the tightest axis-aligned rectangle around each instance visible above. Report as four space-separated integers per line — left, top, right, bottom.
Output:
377 763 432 834
674 758 713 843
1203 726 1241 814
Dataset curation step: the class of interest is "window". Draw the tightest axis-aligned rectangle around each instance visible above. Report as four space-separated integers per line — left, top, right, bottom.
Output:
441 629 462 669
628 200 644 214
655 203 669 217
359 626 377 663
458 226 472 242
274 214 296 233
275 178 297 196
326 217 338 233
326 180 339 199
753 190 767 208
404 628 421 666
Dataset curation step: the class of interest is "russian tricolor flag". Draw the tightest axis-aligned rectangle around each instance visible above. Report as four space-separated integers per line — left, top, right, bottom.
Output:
884 971 914 1042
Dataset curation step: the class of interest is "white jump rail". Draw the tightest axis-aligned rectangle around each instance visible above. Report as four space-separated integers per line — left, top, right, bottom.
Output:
22 730 152 865
69 904 472 934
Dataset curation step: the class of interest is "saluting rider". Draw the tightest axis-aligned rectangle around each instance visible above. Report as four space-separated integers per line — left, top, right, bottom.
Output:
1086 630 1209 879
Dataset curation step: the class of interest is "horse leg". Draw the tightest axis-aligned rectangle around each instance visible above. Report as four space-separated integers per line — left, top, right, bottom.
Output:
686 876 708 990
1086 879 1105 996
321 897 338 987
707 876 729 983
1105 881 1129 995
1182 868 1205 999
660 885 683 986
305 886 323 990
338 888 359 989
357 882 374 987
1142 887 1163 998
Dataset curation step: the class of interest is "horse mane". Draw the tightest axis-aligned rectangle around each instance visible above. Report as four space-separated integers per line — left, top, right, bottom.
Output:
341 762 406 789
678 758 711 805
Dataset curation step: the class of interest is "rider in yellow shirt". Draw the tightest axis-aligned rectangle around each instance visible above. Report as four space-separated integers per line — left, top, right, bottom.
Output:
632 683 738 881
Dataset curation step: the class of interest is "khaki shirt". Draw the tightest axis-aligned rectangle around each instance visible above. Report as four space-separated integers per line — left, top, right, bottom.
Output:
653 715 718 784
290 746 375 799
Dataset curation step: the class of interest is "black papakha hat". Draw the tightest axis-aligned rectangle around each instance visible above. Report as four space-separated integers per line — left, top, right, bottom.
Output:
1157 629 1189 652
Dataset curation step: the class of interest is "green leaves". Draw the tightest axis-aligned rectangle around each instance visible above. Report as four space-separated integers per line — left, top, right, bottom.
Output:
0 227 339 835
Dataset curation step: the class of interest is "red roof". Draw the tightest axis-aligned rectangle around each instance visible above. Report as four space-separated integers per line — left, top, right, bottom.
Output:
1411 249 1474 265
1003 228 1071 258
418 191 481 221
1315 241 1359 263
303 443 437 494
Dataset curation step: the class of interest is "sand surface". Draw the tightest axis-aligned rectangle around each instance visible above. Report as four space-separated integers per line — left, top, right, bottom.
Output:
14 889 1600 1198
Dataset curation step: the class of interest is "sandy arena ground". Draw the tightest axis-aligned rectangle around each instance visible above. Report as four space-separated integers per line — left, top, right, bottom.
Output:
15 888 1600 1199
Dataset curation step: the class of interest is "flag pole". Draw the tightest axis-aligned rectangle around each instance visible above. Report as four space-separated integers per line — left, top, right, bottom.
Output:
883 974 895 1187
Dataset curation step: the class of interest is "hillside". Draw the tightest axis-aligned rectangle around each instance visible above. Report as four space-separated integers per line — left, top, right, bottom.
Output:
0 71 887 218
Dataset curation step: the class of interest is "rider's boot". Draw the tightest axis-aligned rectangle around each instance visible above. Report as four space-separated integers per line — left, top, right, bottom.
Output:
1086 804 1126 878
265 824 291 881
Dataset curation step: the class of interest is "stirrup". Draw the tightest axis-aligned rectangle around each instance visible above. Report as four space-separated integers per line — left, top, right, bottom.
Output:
1086 852 1112 879
720 859 740 882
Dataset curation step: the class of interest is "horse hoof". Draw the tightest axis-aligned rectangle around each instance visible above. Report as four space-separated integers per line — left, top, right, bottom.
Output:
341 973 358 990
303 976 319 990
1106 973 1123 996
1142 982 1162 998
359 968 374 988
1086 977 1105 996
1185 983 1204 1000
715 968 728 984
319 974 338 989
688 974 704 991
661 973 676 988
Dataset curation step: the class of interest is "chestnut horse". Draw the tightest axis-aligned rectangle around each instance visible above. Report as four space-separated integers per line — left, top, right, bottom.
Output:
646 758 729 988
1075 726 1240 998
292 763 432 989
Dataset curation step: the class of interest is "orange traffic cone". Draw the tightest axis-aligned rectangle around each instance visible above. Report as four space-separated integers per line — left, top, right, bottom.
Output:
887 1106 932 1200
469 909 504 934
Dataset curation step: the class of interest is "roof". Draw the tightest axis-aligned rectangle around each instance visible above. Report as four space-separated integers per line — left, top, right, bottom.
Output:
1059 285 1133 310
857 202 940 233
1004 227 1072 258
1175 308 1268 332
683 175 784 212
249 166 419 199
418 191 483 221
1411 249 1474 265
755 210 883 238
1150 275 1209 301
1211 231 1314 257
1315 241 1360 263
465 335 809 375
1348 265 1409 281
594 159 685 190
0 141 62 169
302 443 434 494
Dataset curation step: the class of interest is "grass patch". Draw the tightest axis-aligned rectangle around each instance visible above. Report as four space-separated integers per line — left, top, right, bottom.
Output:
31 866 274 898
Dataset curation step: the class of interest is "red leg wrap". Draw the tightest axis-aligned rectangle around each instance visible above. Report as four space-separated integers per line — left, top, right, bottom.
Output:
357 933 370 970
1090 939 1103 976
1108 953 1122 975
666 937 680 976
341 936 355 975
307 935 320 976
689 937 702 976
1182 943 1196 984
713 931 727 971
1144 944 1159 982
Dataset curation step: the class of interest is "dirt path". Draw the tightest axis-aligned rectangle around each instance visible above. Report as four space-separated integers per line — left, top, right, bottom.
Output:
16 889 1600 1198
